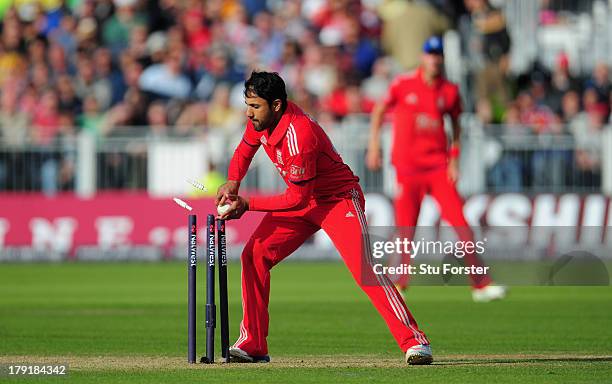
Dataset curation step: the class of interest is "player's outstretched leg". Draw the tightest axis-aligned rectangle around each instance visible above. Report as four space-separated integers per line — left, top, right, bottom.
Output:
318 190 432 364
231 212 318 362
429 169 507 301
393 174 426 292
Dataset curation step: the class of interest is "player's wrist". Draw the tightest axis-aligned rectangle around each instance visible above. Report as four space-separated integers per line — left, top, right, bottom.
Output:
225 180 241 194
368 139 381 152
449 145 460 159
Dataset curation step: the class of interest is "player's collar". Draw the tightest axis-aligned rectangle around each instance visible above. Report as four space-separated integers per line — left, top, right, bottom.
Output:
268 101 297 146
417 67 443 88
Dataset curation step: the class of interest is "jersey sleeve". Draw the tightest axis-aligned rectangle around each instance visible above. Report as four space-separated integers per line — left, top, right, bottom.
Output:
286 150 317 184
227 121 261 182
286 120 318 184
382 76 402 108
248 151 317 212
248 180 315 212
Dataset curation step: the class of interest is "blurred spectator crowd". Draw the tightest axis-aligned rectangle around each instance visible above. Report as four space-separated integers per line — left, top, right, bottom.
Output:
460 0 610 190
0 0 463 192
0 0 609 193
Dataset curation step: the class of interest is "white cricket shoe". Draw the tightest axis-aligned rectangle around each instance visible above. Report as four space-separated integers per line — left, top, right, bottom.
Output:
228 346 270 363
472 284 508 303
405 344 433 365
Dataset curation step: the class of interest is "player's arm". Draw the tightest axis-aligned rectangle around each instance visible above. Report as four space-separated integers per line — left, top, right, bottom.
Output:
447 90 462 183
217 179 315 220
248 178 315 212
217 123 260 206
219 149 317 219
366 102 388 171
367 77 398 171
450 116 461 149
247 150 317 212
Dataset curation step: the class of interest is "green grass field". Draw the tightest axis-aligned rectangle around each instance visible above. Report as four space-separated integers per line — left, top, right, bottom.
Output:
1 262 611 383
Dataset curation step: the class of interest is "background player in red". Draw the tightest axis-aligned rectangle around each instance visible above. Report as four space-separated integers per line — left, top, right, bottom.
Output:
216 71 434 364
365 36 507 302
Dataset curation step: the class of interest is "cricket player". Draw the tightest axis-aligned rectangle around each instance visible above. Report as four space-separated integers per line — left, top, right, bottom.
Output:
365 36 506 302
217 71 433 364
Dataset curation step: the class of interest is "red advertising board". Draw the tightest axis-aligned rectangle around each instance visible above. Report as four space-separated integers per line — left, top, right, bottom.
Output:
2 192 612 262
0 193 265 254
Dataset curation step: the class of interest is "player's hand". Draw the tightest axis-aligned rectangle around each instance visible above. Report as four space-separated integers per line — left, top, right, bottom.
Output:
365 145 382 171
448 159 459 184
218 195 249 220
216 181 240 206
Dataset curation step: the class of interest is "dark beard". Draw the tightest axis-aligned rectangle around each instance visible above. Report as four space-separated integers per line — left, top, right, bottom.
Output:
253 121 267 132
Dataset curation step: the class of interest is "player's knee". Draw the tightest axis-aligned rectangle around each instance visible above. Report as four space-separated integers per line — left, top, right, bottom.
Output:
241 238 256 265
241 238 273 269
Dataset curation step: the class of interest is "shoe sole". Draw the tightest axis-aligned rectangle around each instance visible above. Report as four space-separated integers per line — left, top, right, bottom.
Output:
406 354 433 365
228 355 253 363
473 294 506 303
229 350 270 363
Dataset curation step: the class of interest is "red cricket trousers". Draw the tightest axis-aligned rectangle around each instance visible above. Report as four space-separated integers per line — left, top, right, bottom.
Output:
394 168 491 289
233 188 429 356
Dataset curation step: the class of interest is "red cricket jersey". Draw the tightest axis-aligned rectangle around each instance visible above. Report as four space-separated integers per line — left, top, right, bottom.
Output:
228 102 360 211
383 68 462 173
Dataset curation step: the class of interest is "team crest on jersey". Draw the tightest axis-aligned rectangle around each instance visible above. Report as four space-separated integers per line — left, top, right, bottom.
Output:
405 93 418 105
276 149 284 165
260 136 267 145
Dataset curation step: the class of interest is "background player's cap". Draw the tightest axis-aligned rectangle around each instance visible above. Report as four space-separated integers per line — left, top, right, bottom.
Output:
423 36 444 55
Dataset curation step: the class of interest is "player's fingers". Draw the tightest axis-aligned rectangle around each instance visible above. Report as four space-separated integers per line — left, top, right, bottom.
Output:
219 200 239 220
365 153 375 170
367 155 381 171
218 194 227 206
215 187 226 205
371 152 382 170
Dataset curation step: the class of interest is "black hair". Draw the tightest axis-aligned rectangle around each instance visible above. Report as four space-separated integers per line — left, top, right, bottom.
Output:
244 71 287 111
